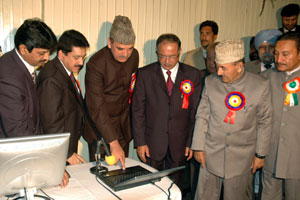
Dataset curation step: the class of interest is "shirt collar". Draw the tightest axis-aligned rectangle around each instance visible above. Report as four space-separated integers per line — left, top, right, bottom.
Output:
161 62 179 74
286 65 300 75
202 47 207 58
283 27 296 33
15 49 35 74
260 62 275 72
58 57 71 76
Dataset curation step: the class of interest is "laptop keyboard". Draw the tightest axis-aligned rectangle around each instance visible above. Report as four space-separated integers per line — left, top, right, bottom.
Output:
98 166 151 186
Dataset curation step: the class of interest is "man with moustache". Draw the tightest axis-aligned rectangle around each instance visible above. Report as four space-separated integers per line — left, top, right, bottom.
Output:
36 30 89 166
261 32 300 200
191 40 272 200
132 33 202 191
245 29 282 74
0 18 57 138
85 16 139 169
279 4 300 34
184 20 218 71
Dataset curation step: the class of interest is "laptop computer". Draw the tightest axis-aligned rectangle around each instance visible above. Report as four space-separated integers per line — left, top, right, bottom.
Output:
96 165 185 192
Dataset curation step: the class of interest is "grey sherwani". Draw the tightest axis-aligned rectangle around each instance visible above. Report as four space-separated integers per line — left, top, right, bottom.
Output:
183 47 206 71
192 71 272 179
244 60 261 74
262 68 300 179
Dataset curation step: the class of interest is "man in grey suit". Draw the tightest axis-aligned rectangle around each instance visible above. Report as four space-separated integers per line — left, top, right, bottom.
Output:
261 32 300 200
191 40 272 200
0 18 57 138
244 29 282 74
184 20 218 71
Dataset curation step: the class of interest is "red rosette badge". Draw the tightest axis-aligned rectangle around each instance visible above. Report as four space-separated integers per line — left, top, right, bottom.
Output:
224 91 245 124
180 80 194 109
128 73 136 104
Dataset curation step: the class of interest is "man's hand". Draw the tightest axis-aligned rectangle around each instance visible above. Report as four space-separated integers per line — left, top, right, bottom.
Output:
137 145 150 163
251 156 265 174
60 170 70 188
185 147 193 161
109 140 125 170
194 151 206 168
67 153 86 165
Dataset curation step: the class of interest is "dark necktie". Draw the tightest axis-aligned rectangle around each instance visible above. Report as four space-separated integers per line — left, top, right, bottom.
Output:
32 71 36 84
264 64 272 69
166 70 173 96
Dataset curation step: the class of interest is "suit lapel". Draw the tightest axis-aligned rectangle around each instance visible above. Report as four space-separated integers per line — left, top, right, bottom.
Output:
54 57 83 106
153 62 169 96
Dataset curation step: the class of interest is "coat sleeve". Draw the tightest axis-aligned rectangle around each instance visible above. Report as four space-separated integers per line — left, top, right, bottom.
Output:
191 79 210 151
0 78 29 136
255 79 272 156
85 61 118 144
186 70 202 147
131 69 147 147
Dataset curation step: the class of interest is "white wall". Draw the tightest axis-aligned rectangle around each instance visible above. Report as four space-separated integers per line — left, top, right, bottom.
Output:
1 0 300 161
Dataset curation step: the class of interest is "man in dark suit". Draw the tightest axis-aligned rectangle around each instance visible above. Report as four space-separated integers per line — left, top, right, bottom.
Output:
279 4 300 34
85 16 139 169
36 30 89 166
0 18 57 138
132 33 202 191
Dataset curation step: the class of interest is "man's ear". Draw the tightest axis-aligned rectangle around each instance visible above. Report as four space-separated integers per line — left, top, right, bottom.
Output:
18 44 28 55
107 38 112 49
213 34 218 42
57 50 64 60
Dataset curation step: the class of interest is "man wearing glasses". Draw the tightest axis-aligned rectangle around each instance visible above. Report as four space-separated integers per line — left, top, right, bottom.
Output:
132 33 202 192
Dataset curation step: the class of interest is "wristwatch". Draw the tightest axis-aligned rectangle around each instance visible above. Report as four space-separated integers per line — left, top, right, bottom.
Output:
255 153 265 159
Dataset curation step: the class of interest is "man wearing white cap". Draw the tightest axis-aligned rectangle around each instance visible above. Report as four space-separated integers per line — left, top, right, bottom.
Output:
191 40 272 200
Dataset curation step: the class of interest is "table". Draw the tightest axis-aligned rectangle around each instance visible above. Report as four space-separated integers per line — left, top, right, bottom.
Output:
1 158 181 200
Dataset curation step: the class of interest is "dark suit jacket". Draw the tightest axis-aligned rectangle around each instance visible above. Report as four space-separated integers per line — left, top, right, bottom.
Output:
36 57 83 158
0 49 41 137
132 62 202 162
279 25 300 34
85 46 139 146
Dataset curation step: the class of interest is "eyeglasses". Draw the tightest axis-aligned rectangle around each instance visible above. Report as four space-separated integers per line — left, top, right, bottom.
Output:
157 54 179 60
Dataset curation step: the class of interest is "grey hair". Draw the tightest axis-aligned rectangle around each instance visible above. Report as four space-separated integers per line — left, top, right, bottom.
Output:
109 15 136 45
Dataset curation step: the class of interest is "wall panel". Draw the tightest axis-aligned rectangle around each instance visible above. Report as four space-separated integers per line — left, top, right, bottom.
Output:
1 0 300 161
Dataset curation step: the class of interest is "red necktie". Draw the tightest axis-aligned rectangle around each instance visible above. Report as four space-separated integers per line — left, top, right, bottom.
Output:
70 73 82 100
166 70 173 96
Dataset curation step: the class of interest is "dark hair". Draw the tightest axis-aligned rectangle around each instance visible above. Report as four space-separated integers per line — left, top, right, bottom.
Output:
57 30 90 55
199 20 219 35
156 33 181 53
281 4 299 17
276 32 300 52
14 18 57 52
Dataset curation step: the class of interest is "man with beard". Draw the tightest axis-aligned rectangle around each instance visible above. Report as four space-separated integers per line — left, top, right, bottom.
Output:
0 18 57 138
36 30 89 168
245 29 282 74
262 32 300 200
184 20 218 71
